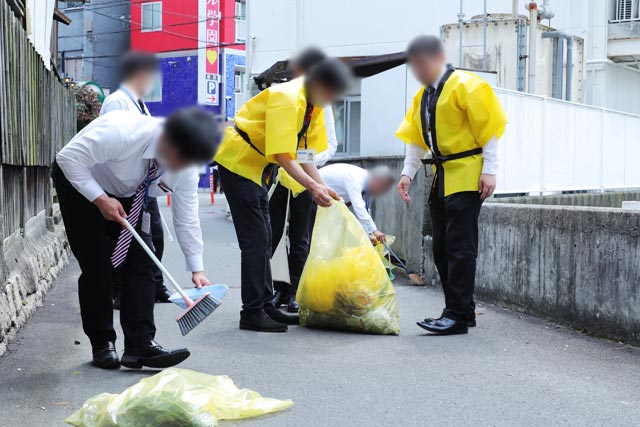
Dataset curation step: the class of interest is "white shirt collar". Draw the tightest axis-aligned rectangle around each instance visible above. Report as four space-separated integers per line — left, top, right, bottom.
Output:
430 65 448 91
120 83 142 100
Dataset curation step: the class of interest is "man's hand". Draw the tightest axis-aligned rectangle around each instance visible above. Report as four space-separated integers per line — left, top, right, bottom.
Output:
397 175 412 202
311 182 340 207
478 174 496 199
192 271 211 288
371 230 386 244
94 194 127 225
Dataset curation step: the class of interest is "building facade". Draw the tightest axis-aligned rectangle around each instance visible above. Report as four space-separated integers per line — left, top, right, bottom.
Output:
57 0 131 93
245 0 640 158
131 0 246 118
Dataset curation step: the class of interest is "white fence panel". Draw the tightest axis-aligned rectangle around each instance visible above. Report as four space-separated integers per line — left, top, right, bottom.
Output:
624 115 640 188
494 88 640 194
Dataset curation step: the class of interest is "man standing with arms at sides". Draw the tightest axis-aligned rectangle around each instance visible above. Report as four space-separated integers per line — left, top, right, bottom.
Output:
53 107 218 369
100 51 173 307
215 58 352 333
395 35 507 335
269 47 340 313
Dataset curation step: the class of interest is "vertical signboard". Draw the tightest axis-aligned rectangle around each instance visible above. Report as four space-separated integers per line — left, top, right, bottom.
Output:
198 0 221 106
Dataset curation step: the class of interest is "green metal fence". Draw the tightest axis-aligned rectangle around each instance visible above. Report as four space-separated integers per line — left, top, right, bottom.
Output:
0 1 76 239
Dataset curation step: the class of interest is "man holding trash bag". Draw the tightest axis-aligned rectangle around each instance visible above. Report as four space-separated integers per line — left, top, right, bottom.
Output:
395 35 507 335
53 107 219 369
100 50 173 308
319 164 395 244
215 58 353 333
269 47 340 313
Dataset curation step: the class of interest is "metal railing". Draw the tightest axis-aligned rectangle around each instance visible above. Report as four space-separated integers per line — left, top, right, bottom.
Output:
612 0 640 22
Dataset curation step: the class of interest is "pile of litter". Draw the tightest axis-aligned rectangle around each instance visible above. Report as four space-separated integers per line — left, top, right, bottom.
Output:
297 203 400 335
65 368 292 427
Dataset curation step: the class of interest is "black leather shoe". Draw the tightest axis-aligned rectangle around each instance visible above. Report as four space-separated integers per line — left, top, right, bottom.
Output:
265 307 299 325
121 341 190 369
417 316 468 335
155 286 173 303
92 342 120 369
239 310 288 332
287 296 299 313
113 296 121 310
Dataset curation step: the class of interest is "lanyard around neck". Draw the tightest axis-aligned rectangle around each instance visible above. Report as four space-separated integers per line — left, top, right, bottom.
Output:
120 86 146 115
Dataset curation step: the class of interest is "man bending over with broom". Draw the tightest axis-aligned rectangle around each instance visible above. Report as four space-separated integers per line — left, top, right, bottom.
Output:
53 107 220 369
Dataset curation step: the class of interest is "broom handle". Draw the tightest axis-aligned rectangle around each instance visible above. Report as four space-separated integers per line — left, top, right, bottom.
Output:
380 241 410 273
123 220 193 305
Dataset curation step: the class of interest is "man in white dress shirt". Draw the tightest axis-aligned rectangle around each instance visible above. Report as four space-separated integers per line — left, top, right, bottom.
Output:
100 51 171 310
269 47 340 313
319 164 394 243
100 51 173 308
53 107 219 370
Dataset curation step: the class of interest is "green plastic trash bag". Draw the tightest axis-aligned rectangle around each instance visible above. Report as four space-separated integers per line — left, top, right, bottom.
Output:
65 368 293 427
297 202 400 335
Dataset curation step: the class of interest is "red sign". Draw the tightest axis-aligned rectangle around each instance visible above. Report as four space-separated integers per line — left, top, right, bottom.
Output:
205 0 221 75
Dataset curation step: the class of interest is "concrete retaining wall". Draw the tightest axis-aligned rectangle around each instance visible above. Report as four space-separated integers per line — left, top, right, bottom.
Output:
424 203 640 345
491 190 640 207
0 209 70 356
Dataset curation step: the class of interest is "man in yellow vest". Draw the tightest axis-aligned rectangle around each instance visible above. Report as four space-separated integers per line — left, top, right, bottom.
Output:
215 58 353 332
395 35 507 335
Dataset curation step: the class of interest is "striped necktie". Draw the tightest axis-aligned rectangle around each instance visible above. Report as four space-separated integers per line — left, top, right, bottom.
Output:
111 160 159 267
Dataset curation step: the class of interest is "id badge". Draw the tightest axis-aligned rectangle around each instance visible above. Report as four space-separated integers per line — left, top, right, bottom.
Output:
297 149 316 164
141 211 151 235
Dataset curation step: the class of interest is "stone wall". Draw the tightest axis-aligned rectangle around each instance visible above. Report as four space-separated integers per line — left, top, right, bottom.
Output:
491 191 640 207
0 209 70 356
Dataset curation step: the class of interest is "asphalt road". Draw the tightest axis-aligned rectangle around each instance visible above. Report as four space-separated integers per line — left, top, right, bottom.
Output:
1 193 639 427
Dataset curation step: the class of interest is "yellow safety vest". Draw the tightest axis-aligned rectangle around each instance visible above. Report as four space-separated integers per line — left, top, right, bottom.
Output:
215 77 327 187
396 69 507 197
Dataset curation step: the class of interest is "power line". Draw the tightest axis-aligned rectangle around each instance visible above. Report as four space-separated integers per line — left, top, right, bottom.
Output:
62 41 246 61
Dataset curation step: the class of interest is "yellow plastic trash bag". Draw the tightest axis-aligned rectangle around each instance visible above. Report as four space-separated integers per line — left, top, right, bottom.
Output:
65 368 293 427
297 202 400 335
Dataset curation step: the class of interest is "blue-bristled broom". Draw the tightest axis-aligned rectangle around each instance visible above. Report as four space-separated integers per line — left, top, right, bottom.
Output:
124 220 220 335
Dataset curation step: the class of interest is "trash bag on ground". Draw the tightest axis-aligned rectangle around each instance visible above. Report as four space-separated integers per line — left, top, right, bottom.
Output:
65 368 293 427
297 202 400 335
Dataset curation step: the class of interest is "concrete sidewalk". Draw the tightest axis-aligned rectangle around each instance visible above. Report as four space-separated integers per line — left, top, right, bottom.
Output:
1 194 640 426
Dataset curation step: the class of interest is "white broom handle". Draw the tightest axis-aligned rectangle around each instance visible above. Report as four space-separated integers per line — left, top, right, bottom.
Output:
123 220 192 303
159 211 174 242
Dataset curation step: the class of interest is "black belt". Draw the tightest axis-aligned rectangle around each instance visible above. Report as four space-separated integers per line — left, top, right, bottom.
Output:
234 125 265 156
422 147 483 199
421 147 483 165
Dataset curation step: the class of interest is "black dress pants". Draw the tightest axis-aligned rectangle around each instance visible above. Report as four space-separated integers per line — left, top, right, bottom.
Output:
52 162 156 350
269 182 313 296
219 165 274 315
429 187 483 322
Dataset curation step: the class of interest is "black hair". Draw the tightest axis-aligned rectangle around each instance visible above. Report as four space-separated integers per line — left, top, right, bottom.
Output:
406 35 444 57
164 107 221 163
120 50 159 80
306 58 353 94
289 47 327 72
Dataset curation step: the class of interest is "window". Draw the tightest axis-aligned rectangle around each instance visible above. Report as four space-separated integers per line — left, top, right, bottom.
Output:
333 97 361 155
64 1 85 9
145 73 163 103
235 0 247 43
235 0 247 20
234 70 245 93
141 2 162 32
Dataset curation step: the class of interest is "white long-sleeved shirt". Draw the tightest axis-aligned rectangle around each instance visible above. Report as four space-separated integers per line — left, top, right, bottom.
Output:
319 164 377 234
401 65 499 179
315 106 338 167
100 84 150 116
56 111 204 272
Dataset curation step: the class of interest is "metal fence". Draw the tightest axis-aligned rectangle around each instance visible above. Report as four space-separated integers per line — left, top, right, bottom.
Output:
494 88 640 195
0 0 76 239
